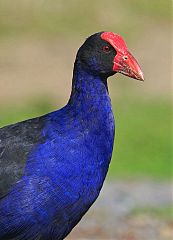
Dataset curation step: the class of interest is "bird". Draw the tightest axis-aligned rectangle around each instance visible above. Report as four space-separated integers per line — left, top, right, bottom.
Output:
0 31 144 240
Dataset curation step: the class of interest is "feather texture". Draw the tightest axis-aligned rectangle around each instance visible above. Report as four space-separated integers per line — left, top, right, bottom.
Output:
0 32 115 239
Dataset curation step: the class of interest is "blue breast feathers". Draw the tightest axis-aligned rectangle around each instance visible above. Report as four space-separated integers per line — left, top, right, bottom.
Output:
0 60 115 240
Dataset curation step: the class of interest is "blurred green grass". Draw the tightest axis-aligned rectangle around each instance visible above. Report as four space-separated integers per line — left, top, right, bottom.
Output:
0 97 172 181
130 205 173 221
0 100 56 127
0 0 171 39
109 97 172 180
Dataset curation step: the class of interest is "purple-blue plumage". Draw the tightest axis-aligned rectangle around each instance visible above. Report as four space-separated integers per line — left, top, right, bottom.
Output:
0 31 143 239
0 65 114 240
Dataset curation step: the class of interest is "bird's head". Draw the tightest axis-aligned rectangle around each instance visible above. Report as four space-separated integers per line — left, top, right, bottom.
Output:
76 31 144 81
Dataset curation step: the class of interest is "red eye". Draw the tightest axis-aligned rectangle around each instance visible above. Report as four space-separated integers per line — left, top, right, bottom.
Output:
102 45 111 53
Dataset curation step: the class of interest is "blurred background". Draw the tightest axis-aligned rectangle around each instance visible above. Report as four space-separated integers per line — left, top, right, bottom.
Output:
0 0 172 239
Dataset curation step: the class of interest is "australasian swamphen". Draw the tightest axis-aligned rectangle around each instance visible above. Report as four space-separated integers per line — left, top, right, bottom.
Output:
0 32 144 240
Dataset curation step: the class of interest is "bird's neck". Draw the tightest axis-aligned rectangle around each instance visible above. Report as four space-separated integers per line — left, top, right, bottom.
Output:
66 60 115 182
68 60 109 109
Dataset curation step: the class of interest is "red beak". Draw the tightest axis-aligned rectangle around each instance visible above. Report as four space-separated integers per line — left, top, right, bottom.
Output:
113 51 144 81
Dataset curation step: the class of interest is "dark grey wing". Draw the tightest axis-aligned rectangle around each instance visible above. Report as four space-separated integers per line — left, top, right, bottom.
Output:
0 116 46 199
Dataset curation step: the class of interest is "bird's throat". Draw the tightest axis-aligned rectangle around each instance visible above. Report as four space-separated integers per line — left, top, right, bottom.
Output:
69 61 110 110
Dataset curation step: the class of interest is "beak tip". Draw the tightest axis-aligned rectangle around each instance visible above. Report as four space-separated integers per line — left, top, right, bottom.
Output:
137 70 144 81
139 76 144 82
